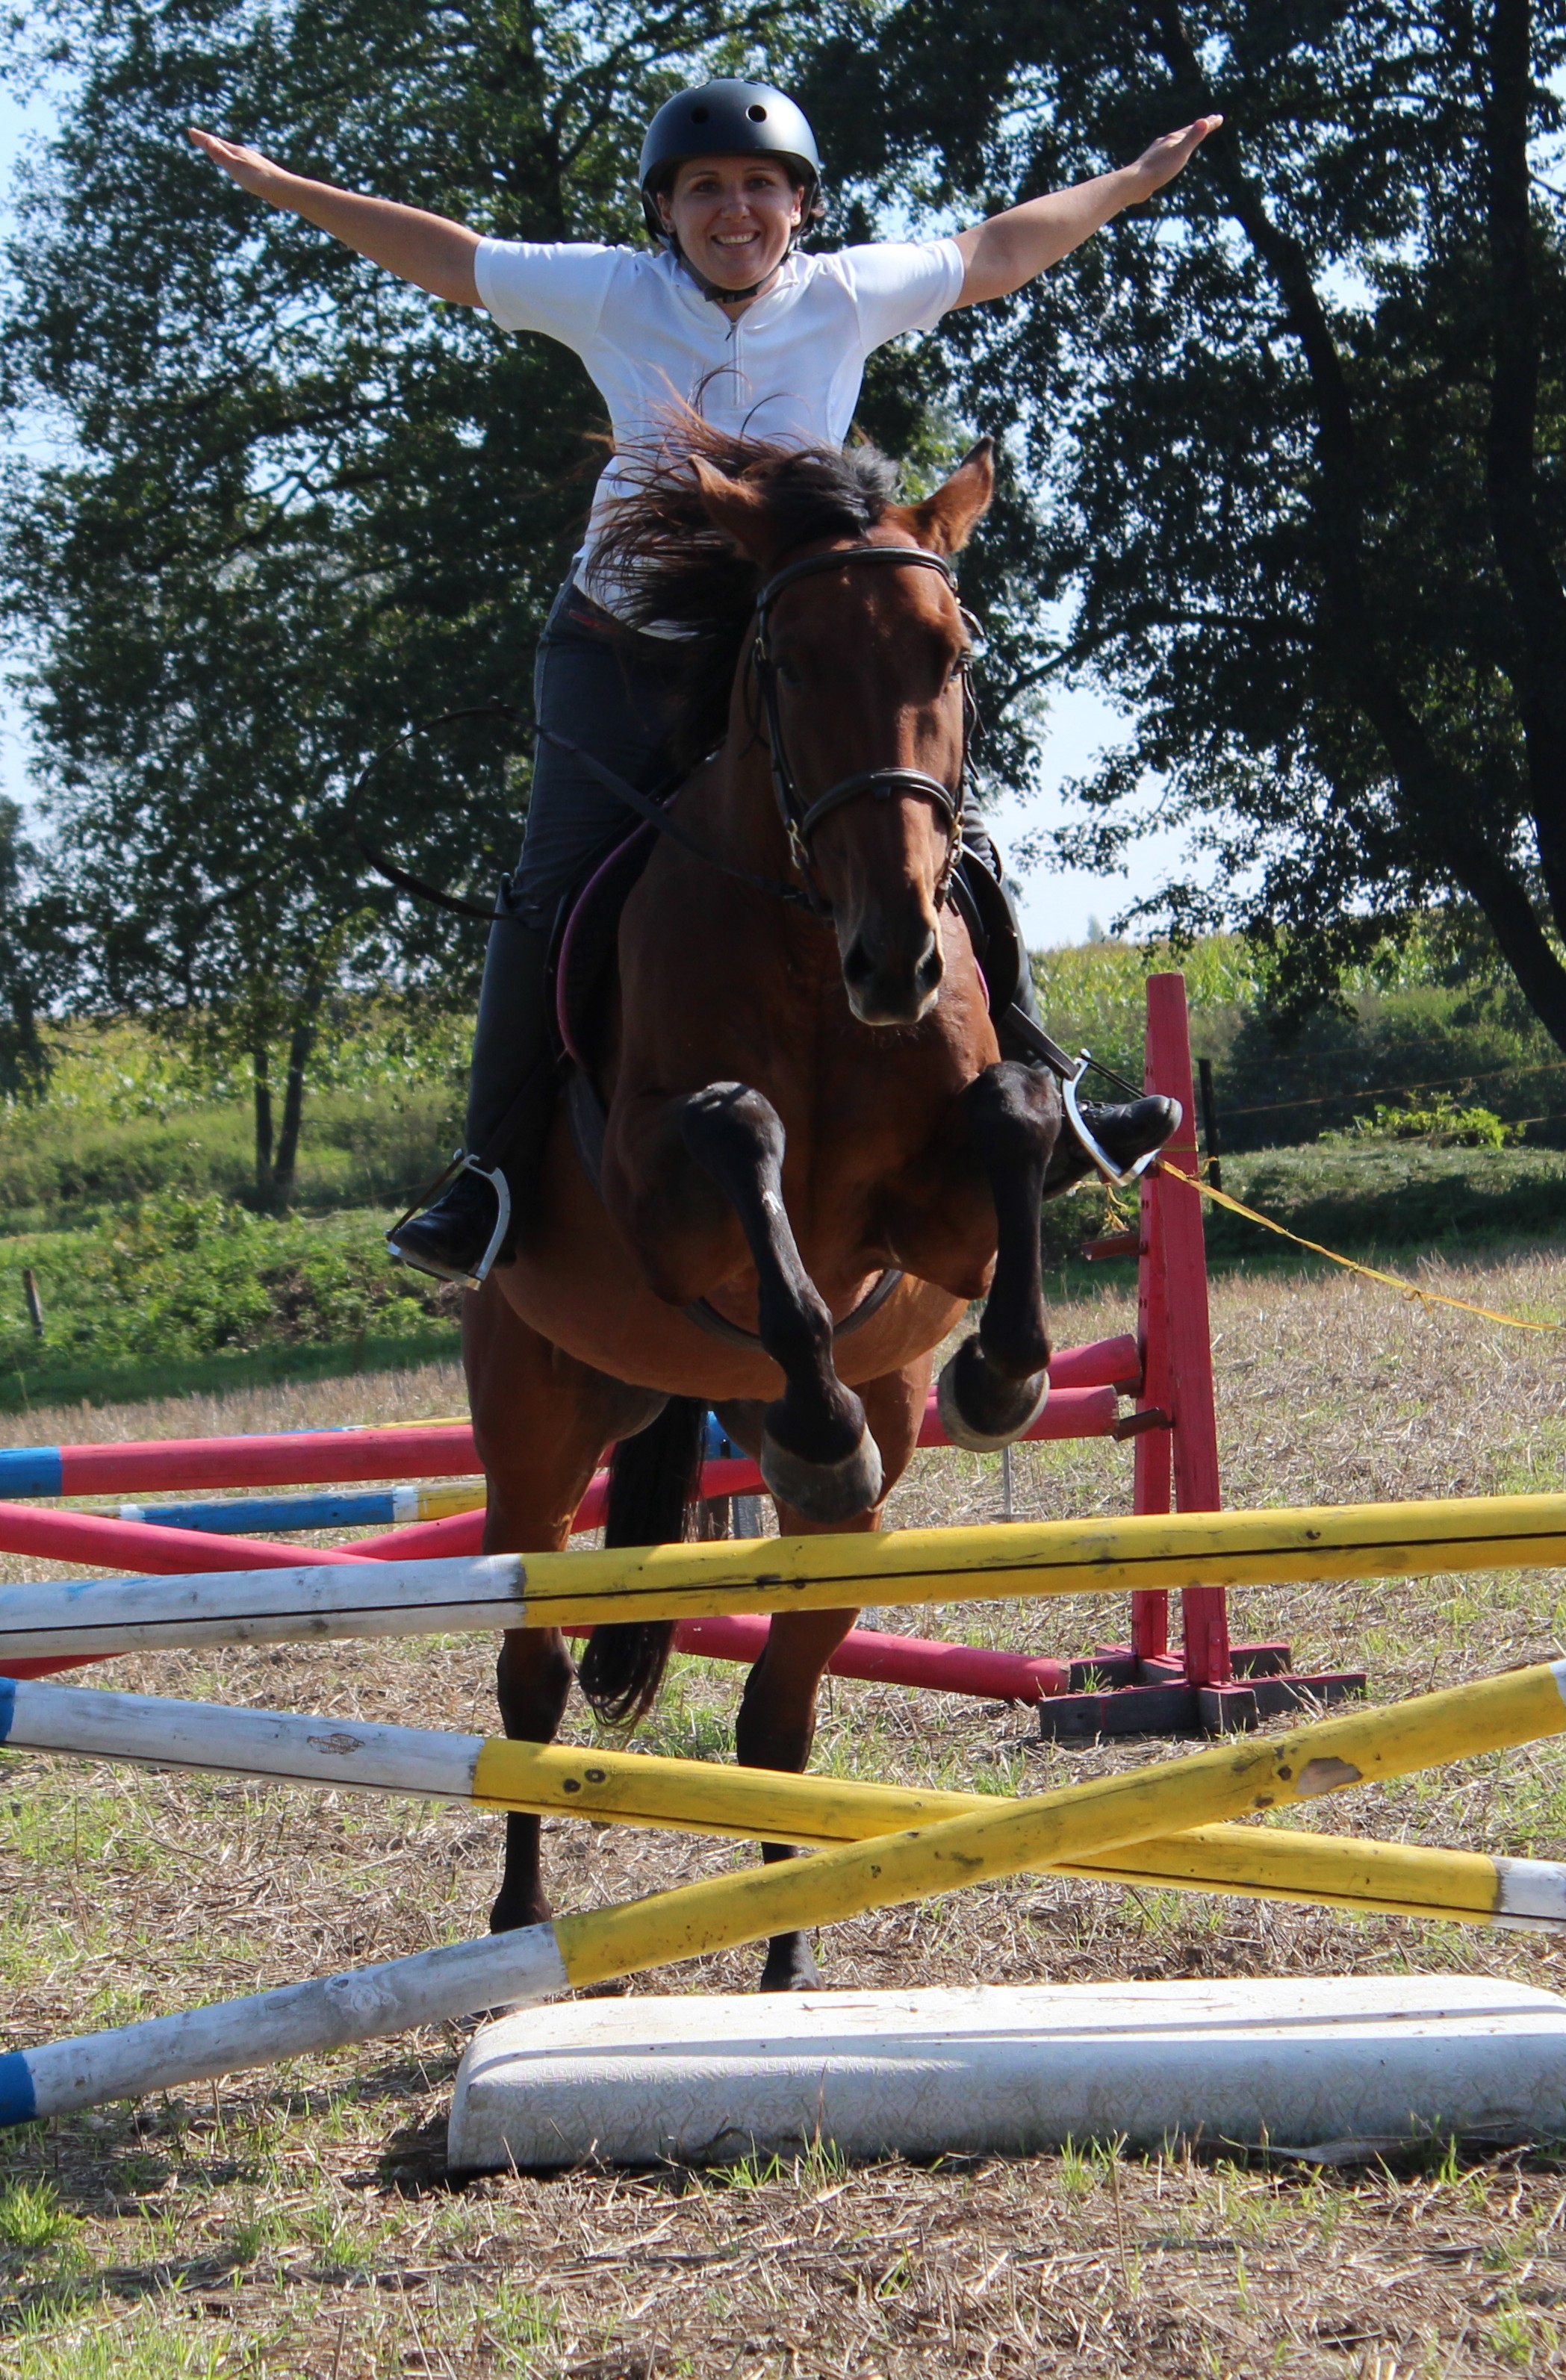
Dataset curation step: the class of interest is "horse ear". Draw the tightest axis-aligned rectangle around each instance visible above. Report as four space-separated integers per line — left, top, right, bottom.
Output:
905 438 995 555
692 456 777 564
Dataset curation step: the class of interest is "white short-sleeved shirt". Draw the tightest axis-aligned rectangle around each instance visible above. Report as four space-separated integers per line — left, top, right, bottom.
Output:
474 237 966 617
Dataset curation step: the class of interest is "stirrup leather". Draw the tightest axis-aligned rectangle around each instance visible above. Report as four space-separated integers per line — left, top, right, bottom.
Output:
1060 1056 1168 1189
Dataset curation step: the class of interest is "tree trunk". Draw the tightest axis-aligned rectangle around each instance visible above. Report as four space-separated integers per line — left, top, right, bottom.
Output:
252 1042 274 1201
272 986 325 1203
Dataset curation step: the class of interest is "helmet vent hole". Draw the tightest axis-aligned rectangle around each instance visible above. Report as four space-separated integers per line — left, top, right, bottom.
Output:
691 105 709 122
747 104 767 120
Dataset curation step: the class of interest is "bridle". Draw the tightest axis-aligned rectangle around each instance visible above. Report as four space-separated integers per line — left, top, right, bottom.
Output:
750 542 978 920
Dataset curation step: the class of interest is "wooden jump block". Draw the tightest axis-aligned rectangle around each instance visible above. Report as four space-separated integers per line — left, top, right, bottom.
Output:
447 1976 1566 2170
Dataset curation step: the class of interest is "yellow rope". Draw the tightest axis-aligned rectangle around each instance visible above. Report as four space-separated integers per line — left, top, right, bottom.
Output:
1155 1158 1563 1333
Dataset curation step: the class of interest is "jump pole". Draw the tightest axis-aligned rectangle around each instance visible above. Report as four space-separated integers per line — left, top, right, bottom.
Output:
0 1338 1137 1506
0 1394 1119 1701
0 1498 1072 1710
4 1672 1564 1932
0 1492 1562 1660
3 1657 1564 2129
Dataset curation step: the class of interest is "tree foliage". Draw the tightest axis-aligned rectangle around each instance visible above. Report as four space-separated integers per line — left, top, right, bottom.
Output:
0 794 50 1093
0 0 792 1194
803 0 1566 1047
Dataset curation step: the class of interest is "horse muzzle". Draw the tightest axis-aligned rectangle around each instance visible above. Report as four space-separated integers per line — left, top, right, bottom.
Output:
839 915 945 1027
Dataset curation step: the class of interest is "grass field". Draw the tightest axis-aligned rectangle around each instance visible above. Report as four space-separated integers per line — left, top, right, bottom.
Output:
1 1251 1565 2374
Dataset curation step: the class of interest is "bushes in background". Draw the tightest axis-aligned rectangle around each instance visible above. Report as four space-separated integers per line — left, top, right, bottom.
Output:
0 1192 455 1379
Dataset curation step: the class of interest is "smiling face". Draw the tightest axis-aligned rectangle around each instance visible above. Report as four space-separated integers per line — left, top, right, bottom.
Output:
657 155 805 295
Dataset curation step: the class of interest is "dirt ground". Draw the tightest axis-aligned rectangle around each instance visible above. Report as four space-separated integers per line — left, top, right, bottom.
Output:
1 1245 1565 2376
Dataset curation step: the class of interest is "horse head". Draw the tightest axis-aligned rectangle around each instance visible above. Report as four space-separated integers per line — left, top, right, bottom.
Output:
691 440 995 1027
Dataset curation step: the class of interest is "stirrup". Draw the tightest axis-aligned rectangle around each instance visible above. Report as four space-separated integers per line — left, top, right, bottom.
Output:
385 1149 513 1292
1060 1056 1171 1189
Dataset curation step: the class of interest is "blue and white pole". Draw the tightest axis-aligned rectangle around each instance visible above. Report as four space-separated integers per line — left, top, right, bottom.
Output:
0 1928 568 2127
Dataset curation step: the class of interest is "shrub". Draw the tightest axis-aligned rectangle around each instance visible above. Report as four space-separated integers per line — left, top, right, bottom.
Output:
0 1191 455 1371
1334 1093 1522 1150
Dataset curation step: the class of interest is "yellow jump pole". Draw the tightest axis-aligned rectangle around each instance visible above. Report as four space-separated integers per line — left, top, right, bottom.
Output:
553 1657 1566 1987
7 1493 1565 1663
1058 1828 1565 1928
4 1669 1556 1934
515 1492 1566 1628
467 1739 1562 1931
4 1673 1553 1933
509 1495 1561 1627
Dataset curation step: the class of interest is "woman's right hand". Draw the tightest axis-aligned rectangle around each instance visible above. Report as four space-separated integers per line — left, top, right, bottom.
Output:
187 127 292 202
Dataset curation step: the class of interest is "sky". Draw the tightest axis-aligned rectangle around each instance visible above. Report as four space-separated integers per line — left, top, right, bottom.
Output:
0 75 1196 952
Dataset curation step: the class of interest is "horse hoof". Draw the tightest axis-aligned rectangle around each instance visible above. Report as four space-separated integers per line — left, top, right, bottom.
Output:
936 1335 1049 1452
759 1424 883 1524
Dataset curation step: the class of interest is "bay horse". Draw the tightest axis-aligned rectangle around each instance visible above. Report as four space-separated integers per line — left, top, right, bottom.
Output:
465 429 1063 1990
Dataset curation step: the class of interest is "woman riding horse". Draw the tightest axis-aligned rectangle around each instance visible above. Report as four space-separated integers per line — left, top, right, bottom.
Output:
192 89 1218 1991
191 84 1217 1286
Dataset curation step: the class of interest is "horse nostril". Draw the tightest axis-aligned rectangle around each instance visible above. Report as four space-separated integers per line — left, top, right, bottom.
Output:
915 934 943 997
842 936 876 991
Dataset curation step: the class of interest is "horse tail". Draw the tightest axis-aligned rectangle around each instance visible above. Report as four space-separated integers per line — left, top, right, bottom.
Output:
576 1395 709 1729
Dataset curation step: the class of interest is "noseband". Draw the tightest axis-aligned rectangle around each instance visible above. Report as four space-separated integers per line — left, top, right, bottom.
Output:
751 543 977 920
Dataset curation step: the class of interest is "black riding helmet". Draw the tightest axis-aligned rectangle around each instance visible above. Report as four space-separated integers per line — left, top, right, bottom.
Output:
638 78 824 249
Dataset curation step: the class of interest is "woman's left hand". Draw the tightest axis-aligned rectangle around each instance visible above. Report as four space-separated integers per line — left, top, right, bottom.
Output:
1128 116 1224 196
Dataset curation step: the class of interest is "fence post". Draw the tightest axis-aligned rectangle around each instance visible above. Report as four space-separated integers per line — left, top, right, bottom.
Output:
1130 1111 1172 1663
1143 975 1230 1691
1197 1056 1223 1191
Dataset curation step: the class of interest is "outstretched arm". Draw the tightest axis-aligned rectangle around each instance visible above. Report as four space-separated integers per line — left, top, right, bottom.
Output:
186 128 482 305
951 117 1221 308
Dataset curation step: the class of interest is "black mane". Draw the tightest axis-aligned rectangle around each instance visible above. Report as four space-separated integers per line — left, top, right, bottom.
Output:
590 423 901 763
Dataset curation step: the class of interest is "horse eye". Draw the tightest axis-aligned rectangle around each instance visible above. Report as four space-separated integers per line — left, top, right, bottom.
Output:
777 661 804 691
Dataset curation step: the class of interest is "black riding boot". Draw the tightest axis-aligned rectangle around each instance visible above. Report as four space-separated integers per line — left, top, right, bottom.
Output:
1001 935 1179 1192
386 894 554 1289
960 850 1180 1193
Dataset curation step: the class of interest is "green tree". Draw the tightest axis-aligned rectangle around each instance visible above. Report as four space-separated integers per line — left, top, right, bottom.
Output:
806 0 1566 1046
0 0 795 1200
0 794 54 1094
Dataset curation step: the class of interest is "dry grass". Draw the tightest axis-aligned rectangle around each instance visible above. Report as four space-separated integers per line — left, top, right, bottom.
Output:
2 1249 1566 2374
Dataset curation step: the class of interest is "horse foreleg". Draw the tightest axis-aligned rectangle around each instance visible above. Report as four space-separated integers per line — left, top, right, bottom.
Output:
679 1082 882 1525
937 1060 1063 1451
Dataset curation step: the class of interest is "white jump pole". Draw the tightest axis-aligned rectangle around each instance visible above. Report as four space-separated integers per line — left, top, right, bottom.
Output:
0 1928 568 2128
0 1553 529 1659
